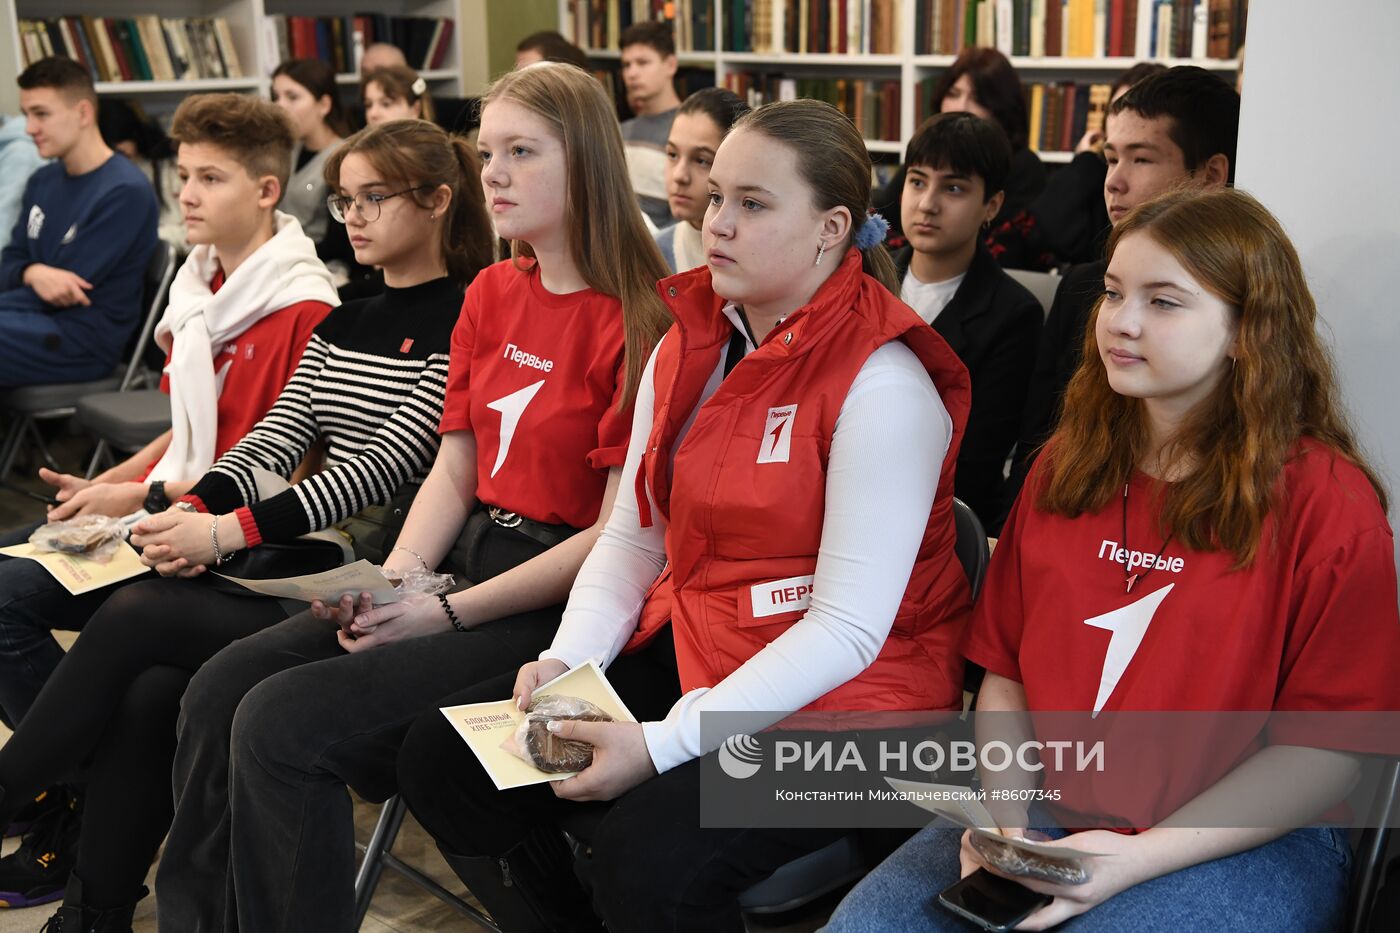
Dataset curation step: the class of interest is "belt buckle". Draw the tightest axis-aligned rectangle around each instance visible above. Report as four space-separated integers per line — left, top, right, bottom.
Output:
488 507 523 529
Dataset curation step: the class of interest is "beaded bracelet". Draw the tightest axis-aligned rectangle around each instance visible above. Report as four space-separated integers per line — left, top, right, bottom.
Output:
438 593 466 632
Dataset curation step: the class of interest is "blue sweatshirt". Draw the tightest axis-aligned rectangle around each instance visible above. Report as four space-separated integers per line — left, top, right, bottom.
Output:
0 152 158 366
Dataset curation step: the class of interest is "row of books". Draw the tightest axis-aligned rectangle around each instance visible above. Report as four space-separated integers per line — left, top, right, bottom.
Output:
722 72 902 141
262 15 455 76
564 1 698 51
1025 81 1112 153
726 1 901 55
563 1 902 55
915 74 1113 153
17 16 242 83
915 0 1247 59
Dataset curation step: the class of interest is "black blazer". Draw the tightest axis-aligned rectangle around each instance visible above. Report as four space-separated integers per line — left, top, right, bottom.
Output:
999 257 1107 528
894 245 1044 531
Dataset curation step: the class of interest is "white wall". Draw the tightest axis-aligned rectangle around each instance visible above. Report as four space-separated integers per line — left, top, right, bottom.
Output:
1235 0 1400 569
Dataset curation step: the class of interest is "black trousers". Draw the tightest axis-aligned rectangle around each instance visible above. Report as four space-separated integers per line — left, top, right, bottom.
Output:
0 577 290 908
155 520 565 933
396 629 851 933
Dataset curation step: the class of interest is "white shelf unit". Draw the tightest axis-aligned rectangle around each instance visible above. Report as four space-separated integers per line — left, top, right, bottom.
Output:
559 1 1239 162
5 0 465 105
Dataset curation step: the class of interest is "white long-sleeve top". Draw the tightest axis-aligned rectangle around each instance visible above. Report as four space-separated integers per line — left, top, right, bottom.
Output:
540 305 953 774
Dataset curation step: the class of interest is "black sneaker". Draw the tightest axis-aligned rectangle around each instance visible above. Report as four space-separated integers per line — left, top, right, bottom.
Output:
0 787 79 908
4 785 65 838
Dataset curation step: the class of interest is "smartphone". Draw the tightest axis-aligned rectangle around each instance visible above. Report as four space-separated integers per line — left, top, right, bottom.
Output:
0 480 60 507
938 869 1052 932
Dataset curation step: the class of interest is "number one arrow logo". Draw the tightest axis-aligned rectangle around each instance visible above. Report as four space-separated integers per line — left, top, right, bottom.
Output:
486 380 545 478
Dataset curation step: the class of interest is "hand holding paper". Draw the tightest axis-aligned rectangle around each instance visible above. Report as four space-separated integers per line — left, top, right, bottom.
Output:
441 661 636 791
216 559 399 605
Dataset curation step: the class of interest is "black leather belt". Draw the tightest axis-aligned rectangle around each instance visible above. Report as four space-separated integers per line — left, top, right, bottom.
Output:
486 505 580 549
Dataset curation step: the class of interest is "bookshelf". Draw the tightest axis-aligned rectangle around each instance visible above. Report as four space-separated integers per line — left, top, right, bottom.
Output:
4 0 466 108
559 1 1240 165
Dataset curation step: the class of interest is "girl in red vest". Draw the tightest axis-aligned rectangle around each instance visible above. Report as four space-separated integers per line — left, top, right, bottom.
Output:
824 189 1400 932
396 99 975 932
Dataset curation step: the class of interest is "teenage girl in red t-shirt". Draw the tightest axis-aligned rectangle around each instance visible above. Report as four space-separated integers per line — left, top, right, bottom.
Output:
152 63 671 932
825 188 1400 932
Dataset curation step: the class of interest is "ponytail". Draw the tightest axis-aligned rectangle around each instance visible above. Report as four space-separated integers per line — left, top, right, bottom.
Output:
861 242 901 296
443 136 495 285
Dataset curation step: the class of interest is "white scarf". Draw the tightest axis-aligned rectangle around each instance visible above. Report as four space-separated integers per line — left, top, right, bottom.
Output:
147 212 340 482
672 220 706 273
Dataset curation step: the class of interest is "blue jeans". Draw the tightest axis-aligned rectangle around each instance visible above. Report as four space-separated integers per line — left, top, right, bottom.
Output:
0 521 140 725
822 819 1350 932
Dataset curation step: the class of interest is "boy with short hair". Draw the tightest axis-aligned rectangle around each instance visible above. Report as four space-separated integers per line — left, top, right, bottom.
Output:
618 21 682 228
0 92 338 910
1004 66 1241 519
892 112 1043 527
0 58 158 387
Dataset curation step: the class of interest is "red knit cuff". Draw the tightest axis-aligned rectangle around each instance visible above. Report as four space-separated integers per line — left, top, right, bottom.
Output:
235 507 263 548
179 494 209 513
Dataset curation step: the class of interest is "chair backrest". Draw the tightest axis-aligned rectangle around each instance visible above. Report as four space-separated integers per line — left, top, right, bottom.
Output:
1347 758 1400 933
952 497 990 600
1006 268 1060 321
118 241 177 391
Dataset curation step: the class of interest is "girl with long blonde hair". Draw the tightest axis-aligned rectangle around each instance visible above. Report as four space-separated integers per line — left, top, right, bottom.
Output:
153 63 671 931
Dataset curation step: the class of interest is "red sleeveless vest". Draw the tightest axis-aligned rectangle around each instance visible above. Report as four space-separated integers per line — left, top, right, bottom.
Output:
625 249 974 712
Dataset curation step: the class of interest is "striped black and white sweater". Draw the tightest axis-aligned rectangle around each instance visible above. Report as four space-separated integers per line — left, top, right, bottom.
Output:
184 276 463 545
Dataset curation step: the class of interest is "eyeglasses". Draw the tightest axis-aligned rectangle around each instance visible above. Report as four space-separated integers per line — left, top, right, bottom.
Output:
327 185 433 223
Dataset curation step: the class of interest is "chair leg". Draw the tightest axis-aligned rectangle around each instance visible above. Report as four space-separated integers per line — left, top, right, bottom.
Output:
84 440 110 481
353 795 408 928
25 419 60 472
0 416 29 481
353 795 501 932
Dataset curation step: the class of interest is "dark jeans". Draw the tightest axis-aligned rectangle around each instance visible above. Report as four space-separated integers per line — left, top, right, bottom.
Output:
0 577 291 908
155 521 563 933
397 631 850 933
0 520 142 725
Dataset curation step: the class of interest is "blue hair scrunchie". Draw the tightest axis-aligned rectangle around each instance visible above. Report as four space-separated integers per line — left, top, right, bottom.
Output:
853 212 890 250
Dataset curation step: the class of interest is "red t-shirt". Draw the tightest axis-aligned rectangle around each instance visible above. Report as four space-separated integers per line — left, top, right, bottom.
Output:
148 268 331 479
439 260 632 528
965 439 1400 828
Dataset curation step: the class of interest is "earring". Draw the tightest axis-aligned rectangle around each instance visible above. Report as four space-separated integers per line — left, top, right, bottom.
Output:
815 242 827 266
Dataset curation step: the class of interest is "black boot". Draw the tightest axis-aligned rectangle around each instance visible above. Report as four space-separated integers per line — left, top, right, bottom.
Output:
441 827 604 933
38 873 144 933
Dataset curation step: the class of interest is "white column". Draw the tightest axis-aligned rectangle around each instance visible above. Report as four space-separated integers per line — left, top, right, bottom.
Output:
1234 0 1400 570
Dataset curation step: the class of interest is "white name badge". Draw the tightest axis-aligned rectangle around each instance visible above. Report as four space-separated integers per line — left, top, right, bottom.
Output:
750 574 816 619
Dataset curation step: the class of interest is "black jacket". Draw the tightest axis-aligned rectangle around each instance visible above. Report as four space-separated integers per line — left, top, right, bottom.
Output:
999 258 1107 526
894 245 1044 531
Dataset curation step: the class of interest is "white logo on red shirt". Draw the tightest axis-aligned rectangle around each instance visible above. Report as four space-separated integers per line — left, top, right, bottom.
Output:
486 380 545 478
750 574 815 619
757 405 797 464
214 357 233 396
503 343 555 373
1083 583 1174 716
